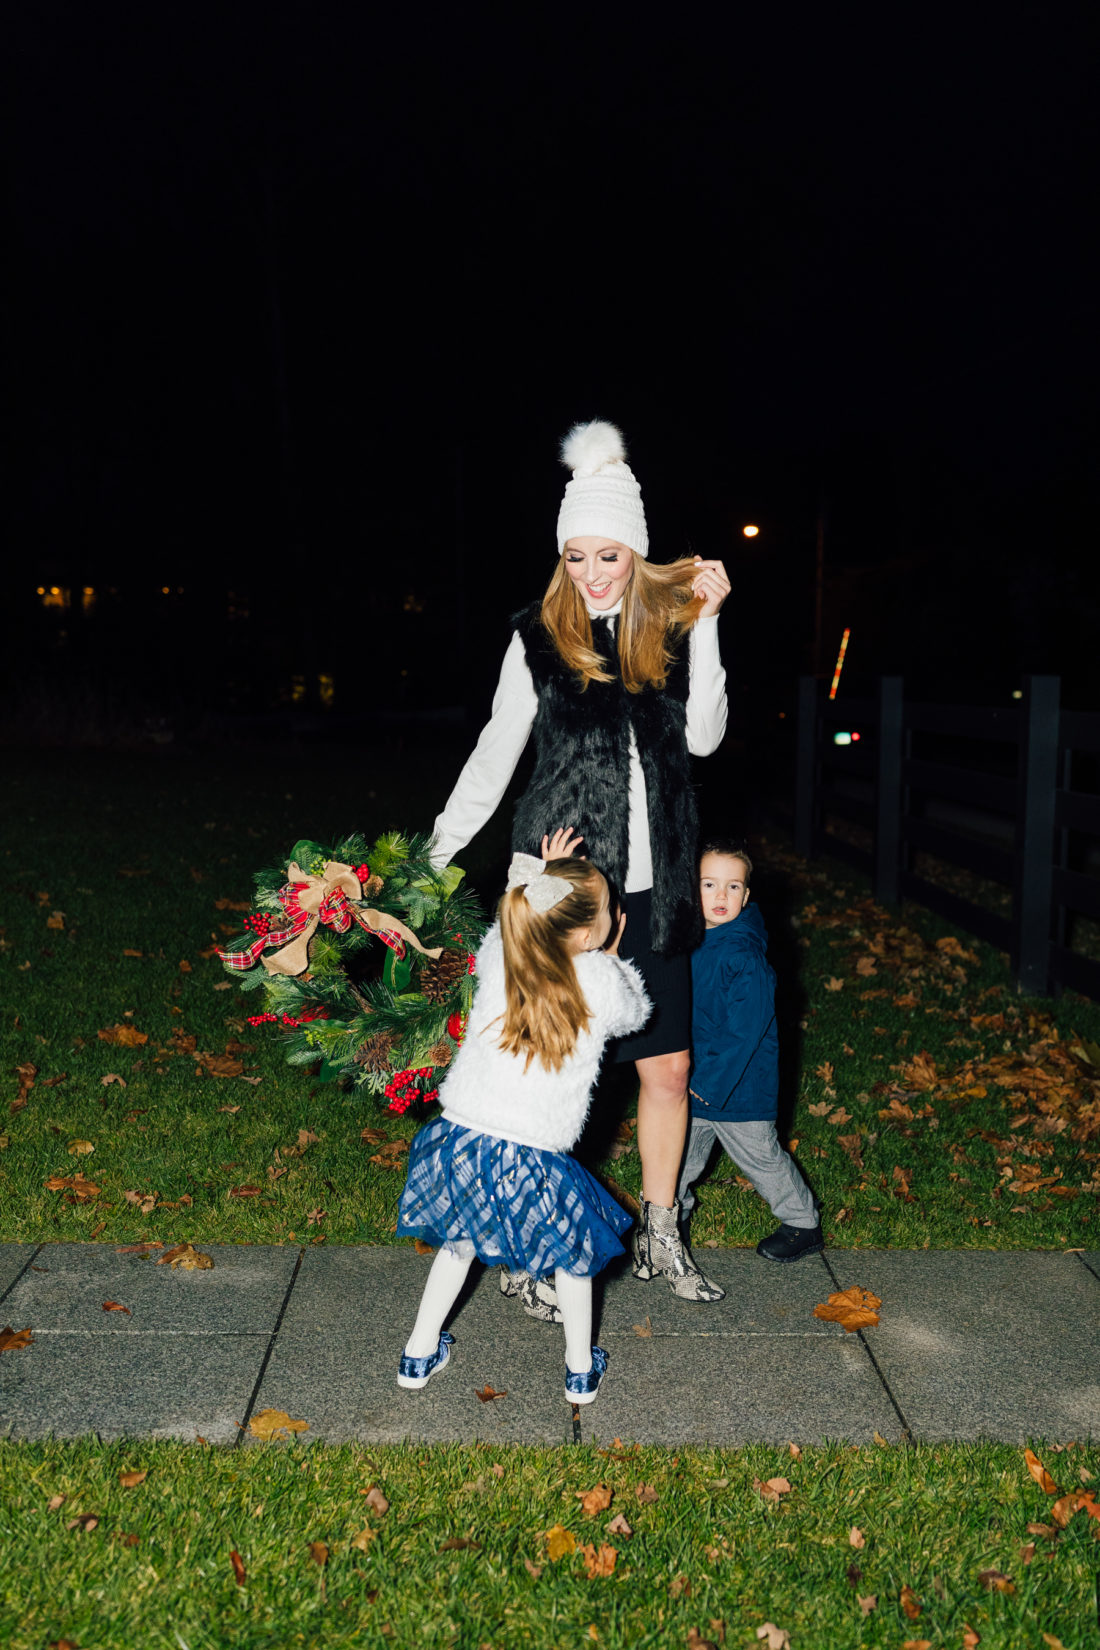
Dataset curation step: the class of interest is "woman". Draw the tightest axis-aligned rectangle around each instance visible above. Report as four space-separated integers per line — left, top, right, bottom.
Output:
430 419 730 1313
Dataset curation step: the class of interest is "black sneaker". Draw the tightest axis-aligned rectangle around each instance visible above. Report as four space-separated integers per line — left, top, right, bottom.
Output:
756 1223 824 1263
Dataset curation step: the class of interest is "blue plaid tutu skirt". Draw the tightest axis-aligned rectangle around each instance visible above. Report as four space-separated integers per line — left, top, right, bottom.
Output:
396 1115 633 1280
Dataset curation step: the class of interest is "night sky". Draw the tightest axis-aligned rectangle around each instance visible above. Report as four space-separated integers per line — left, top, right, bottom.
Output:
9 7 1097 714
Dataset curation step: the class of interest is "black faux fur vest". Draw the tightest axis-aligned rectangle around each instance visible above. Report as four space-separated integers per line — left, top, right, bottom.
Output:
510 604 703 957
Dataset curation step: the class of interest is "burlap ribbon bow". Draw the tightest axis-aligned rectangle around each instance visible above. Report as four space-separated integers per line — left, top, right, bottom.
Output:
221 860 443 977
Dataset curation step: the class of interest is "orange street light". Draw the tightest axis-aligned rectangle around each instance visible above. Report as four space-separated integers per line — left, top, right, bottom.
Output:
742 524 760 538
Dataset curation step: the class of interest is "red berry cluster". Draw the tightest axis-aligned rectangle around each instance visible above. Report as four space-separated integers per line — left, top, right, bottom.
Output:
385 1065 436 1113
246 1006 330 1030
353 863 371 884
466 954 477 976
243 912 274 936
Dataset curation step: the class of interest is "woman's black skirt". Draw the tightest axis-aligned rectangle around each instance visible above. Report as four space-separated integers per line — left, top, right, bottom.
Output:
610 887 692 1063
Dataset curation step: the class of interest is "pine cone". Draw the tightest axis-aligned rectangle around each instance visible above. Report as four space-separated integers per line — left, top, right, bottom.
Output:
354 1031 398 1073
364 874 384 899
418 949 466 1005
427 1039 453 1069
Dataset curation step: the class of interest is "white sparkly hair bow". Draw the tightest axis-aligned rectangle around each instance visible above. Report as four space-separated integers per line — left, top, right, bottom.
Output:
506 852 571 914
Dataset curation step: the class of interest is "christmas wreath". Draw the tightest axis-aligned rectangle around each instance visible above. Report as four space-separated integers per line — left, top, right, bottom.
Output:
218 832 486 1111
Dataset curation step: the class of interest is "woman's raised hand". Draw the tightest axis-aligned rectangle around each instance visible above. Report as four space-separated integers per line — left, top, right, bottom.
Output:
691 557 731 618
541 826 585 860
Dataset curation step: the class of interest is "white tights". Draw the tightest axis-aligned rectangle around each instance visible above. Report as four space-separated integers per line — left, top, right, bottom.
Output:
404 1248 594 1373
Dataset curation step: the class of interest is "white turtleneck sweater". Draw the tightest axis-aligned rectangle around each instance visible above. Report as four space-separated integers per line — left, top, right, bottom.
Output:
430 602 727 890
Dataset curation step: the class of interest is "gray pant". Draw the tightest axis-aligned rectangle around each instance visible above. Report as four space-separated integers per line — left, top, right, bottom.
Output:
677 1117 819 1231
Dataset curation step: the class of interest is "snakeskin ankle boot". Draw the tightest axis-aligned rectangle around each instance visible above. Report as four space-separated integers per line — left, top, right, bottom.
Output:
631 1200 725 1302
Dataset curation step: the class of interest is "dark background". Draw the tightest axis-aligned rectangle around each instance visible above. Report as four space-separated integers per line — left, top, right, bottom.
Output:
7 5 1097 747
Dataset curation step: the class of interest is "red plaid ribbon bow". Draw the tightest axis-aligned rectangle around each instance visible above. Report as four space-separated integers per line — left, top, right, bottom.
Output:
218 859 436 977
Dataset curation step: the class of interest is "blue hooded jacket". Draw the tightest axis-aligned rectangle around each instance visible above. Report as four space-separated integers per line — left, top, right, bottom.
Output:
689 901 778 1122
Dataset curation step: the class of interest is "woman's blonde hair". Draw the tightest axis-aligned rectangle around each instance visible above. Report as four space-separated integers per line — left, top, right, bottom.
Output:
496 859 606 1073
539 551 705 693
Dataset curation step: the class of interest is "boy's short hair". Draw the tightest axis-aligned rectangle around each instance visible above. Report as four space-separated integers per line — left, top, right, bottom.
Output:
699 838 753 883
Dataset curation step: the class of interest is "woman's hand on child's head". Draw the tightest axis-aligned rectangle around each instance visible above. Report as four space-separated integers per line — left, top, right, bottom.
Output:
541 826 585 861
606 909 627 956
691 558 731 619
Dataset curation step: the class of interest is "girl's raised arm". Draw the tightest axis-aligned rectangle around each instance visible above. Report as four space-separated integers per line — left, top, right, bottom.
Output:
429 632 538 869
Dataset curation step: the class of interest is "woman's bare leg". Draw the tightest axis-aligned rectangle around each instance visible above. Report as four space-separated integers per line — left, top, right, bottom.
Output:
635 1048 691 1204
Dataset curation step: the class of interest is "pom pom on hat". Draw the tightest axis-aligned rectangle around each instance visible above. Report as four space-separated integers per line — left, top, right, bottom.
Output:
556 418 649 558
560 419 628 477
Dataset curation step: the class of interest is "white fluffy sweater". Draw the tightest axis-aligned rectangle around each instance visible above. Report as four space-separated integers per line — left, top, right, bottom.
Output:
439 924 651 1153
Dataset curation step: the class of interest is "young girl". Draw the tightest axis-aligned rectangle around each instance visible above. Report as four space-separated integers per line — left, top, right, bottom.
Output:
430 418 730 1310
396 845 650 1402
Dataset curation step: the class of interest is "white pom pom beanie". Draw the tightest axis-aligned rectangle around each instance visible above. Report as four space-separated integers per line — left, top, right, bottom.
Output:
555 419 649 558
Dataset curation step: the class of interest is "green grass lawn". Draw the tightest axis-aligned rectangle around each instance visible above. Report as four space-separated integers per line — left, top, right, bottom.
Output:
2 747 1098 1252
1 1437 1097 1650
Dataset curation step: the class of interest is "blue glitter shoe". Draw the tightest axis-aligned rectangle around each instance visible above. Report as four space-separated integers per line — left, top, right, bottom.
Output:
565 1344 608 1406
398 1330 455 1390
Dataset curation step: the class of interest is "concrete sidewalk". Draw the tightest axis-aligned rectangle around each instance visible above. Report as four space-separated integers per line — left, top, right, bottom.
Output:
2 1242 1098 1447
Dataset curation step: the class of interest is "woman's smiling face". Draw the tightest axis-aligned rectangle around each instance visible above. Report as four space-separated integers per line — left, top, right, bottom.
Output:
562 537 635 610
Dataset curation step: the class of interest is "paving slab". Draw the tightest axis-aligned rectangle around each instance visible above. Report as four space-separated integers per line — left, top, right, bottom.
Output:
0 1243 36 1302
253 1314 573 1446
597 1249 842 1339
1 1242 299 1336
1080 1252 1100 1284
827 1249 1100 1442
578 1329 901 1445
0 1330 267 1442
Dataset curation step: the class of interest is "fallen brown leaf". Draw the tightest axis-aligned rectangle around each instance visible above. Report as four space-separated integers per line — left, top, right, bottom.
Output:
848 1525 865 1548
632 1315 653 1337
1026 1520 1057 1538
607 1512 633 1537
200 1053 244 1078
474 1383 507 1403
813 1286 881 1332
977 1569 1015 1593
97 1025 148 1047
787 1442 802 1460
755 1626 791 1650
363 1486 389 1515
581 1542 617 1578
118 1469 147 1488
156 1243 213 1271
635 1483 659 1504
857 1594 877 1616
1018 1541 1036 1564
439 1536 480 1551
309 1540 329 1566
961 1627 981 1648
753 1476 792 1504
67 1514 99 1532
545 1524 576 1561
350 1524 375 1552
100 1074 127 1089
1024 1447 1059 1495
47 1495 66 1512
102 1301 131 1316
686 1631 719 1650
413 1239 435 1256
218 1104 242 1114
0 1326 34 1353
229 1184 263 1198
825 976 844 991
900 1583 922 1619
248 1408 309 1441
669 1573 692 1598
44 1173 100 1202
1050 1491 1088 1528
1042 1636 1068 1649
523 1557 543 1579
576 1483 613 1516
230 1548 247 1585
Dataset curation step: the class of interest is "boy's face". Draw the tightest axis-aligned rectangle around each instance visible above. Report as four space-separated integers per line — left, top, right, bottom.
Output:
699 853 750 929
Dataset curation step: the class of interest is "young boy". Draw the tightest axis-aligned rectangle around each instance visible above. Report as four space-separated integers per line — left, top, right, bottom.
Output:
677 838 823 1262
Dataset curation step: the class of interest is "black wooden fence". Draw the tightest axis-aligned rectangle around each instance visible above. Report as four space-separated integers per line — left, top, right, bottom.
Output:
794 675 1100 1000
